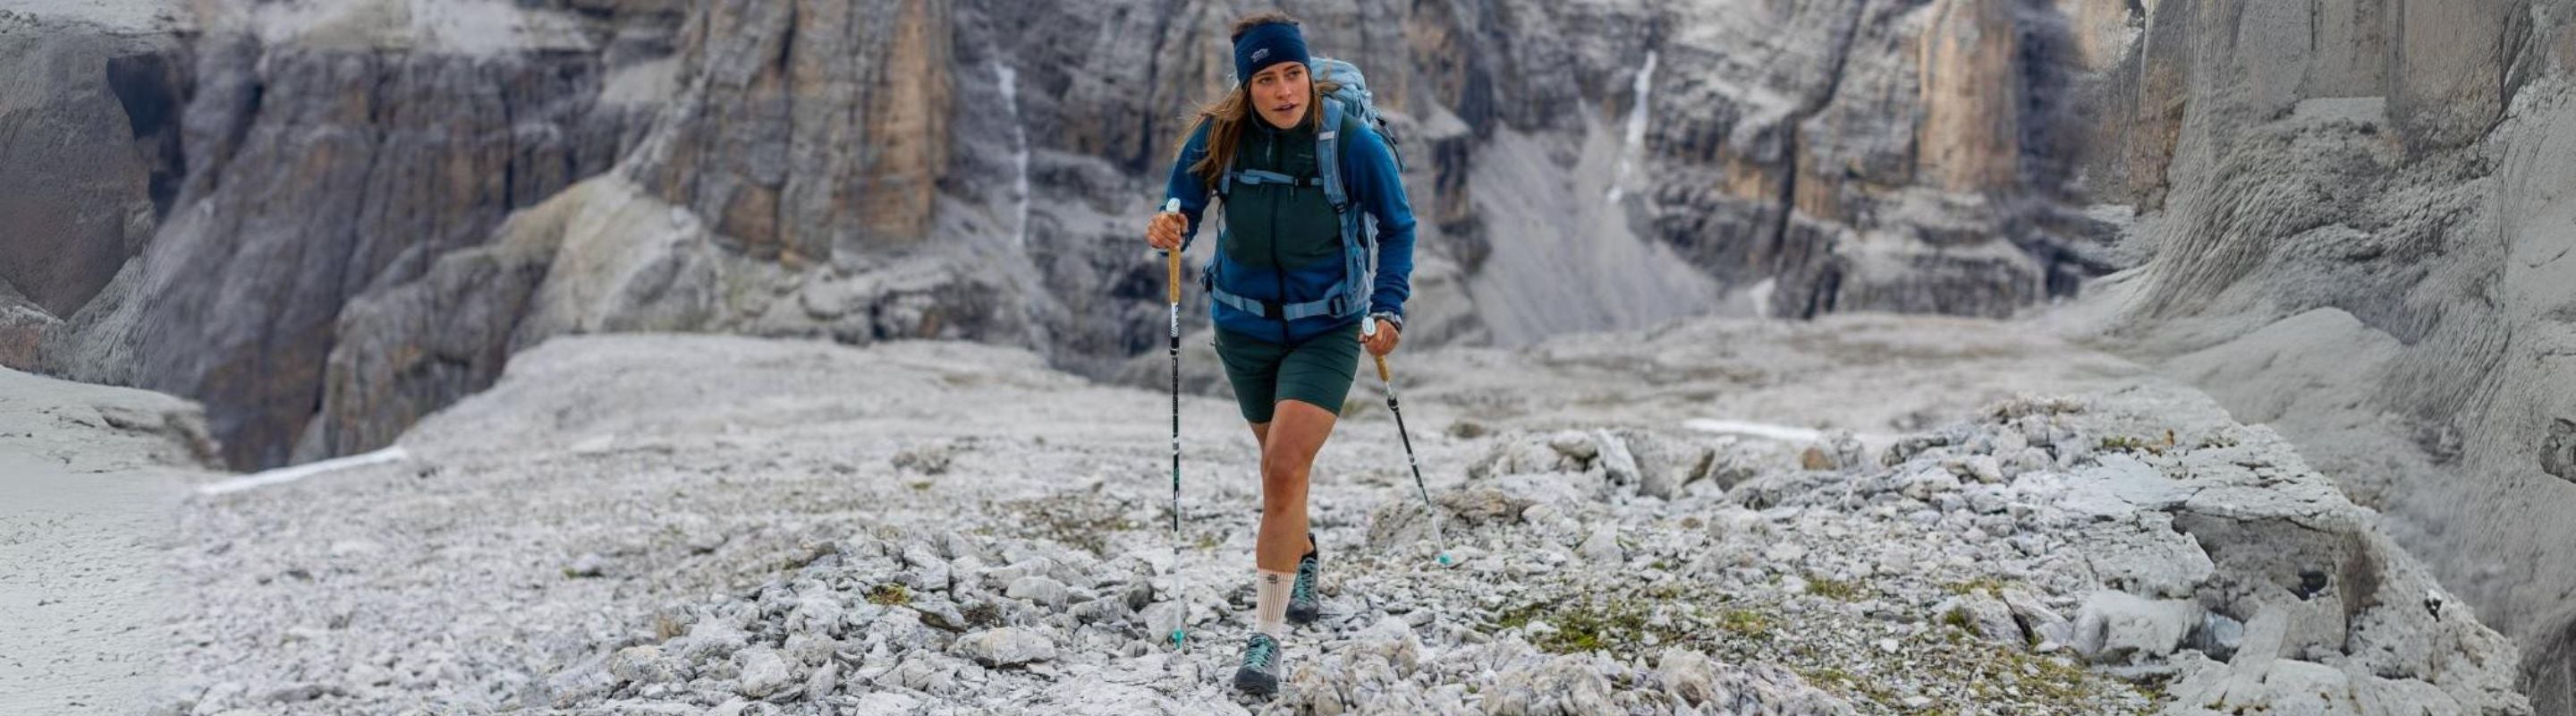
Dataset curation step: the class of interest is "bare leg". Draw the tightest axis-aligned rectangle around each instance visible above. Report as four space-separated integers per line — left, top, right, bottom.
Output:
1256 400 1337 573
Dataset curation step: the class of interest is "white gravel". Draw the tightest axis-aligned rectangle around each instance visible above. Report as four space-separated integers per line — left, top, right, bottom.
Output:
0 366 220 714
128 317 2533 714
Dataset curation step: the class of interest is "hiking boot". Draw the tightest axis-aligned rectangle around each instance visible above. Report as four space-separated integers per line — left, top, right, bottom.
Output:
1286 540 1322 626
1232 632 1284 696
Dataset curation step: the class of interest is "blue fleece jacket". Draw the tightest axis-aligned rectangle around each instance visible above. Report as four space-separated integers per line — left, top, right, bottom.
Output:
1162 100 1416 345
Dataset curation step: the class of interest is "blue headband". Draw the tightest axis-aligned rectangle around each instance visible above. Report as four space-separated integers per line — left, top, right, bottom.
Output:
1233 22 1309 86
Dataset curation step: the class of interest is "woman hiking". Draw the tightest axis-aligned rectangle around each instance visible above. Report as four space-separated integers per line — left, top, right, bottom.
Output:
1141 13 1417 697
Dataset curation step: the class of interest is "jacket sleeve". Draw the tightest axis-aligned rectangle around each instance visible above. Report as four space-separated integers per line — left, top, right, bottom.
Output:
1342 120 1416 321
1163 121 1215 253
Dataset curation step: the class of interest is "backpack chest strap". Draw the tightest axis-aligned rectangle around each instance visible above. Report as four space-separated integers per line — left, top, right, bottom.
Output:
1227 169 1325 188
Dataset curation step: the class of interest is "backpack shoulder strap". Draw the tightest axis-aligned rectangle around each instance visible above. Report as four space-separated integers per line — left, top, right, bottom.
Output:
1205 99 1375 324
1316 98 1375 320
1316 99 1348 214
1217 152 1236 200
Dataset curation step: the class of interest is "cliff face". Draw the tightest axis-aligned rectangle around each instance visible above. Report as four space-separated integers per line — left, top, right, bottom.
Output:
4 1 678 468
626 0 952 260
0 6 189 368
0 13 182 320
2073 0 2576 707
120 43 641 469
1643 0 2116 321
332 0 2133 462
0 2 2120 465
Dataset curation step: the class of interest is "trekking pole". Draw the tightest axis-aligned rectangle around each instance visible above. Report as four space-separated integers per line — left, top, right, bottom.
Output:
1365 320 1453 567
1160 199 1191 650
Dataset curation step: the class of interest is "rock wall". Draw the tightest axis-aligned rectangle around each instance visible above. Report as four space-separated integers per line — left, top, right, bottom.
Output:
124 44 640 469
11 0 2132 469
1645 0 2114 320
625 0 952 260
0 10 183 321
0 7 189 366
318 0 1599 458
1 1 679 468
2077 0 2576 708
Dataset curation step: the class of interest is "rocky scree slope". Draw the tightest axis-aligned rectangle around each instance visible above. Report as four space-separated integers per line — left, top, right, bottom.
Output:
0 361 225 714
2063 0 2576 706
168 321 2524 715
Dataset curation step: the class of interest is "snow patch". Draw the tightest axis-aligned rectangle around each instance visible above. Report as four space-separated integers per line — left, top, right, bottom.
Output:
196 446 409 497
1680 419 1826 443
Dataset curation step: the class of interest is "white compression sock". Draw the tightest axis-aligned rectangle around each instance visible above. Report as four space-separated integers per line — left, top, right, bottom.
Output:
1255 569 1294 638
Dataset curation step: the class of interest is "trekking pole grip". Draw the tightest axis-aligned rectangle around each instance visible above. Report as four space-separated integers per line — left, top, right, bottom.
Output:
1160 198 1184 305
1374 354 1391 383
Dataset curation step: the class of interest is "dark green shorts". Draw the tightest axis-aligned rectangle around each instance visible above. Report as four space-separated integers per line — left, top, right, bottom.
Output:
1214 322 1362 423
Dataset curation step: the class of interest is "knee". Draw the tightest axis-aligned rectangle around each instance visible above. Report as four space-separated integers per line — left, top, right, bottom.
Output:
1259 454 1309 495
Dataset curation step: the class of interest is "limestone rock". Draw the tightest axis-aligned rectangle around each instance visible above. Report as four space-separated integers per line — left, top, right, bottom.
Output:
1577 524 1623 565
625 0 951 258
2071 591 2199 663
1480 654 1618 716
733 647 793 698
1004 575 1071 609
53 10 657 468
0 12 184 324
953 626 1055 668
608 645 682 685
1939 592 2024 644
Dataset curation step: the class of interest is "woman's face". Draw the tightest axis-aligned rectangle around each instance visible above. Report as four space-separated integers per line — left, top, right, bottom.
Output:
1250 62 1309 131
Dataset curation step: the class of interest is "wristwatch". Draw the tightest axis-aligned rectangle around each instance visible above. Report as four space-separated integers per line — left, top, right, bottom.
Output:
1368 311 1404 333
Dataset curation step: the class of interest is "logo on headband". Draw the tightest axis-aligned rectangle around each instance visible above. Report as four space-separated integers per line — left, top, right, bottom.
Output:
1250 48 1270 63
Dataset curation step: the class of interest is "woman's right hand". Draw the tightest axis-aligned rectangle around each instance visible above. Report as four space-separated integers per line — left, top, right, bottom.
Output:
1146 211 1186 251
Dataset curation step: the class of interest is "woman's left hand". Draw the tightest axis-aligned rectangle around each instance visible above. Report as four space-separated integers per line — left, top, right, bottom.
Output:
1363 318 1401 356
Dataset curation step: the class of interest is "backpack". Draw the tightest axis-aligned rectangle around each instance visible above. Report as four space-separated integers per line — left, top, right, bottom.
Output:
1206 56 1405 323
